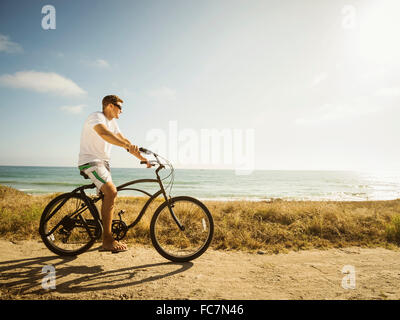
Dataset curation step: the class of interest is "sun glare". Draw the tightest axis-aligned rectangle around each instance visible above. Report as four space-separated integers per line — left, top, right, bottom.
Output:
357 0 400 64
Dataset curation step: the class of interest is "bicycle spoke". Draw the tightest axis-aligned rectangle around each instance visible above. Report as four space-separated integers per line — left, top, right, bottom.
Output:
151 197 213 261
40 194 99 255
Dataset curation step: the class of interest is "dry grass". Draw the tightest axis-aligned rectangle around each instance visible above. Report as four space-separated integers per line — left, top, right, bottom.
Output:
1 185 400 253
208 199 400 253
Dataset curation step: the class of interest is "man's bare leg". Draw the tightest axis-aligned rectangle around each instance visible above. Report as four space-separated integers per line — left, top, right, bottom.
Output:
100 181 127 251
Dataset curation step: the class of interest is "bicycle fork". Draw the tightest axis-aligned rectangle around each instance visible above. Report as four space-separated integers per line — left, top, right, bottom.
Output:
167 201 185 231
156 166 185 232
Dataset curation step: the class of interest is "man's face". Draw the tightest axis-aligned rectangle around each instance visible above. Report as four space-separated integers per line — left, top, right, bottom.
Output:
111 102 122 119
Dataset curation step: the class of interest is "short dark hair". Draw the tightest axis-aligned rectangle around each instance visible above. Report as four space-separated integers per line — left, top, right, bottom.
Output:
102 95 123 110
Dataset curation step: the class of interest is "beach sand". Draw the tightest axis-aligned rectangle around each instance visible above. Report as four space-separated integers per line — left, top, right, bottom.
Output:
1 239 399 300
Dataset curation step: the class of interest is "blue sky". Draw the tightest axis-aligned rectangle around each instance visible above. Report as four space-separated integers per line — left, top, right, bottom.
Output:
1 0 400 171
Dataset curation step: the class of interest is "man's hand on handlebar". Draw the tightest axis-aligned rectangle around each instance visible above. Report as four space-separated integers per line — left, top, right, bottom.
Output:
143 159 152 168
140 160 154 168
126 144 152 168
127 144 140 157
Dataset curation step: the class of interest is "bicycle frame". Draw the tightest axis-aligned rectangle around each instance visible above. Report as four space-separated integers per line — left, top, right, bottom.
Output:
70 163 184 233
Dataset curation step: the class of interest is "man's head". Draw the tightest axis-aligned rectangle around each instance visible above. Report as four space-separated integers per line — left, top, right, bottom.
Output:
102 95 123 120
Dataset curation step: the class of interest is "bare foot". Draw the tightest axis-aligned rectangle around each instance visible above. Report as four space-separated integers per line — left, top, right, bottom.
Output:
101 239 128 252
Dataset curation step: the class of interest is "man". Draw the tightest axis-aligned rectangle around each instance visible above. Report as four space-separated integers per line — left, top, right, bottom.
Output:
78 94 151 253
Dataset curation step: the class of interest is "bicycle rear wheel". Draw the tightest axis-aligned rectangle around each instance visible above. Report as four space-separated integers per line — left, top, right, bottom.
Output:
39 193 101 256
150 196 214 262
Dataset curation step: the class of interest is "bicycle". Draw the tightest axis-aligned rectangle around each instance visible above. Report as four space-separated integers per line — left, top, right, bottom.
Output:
38 148 214 262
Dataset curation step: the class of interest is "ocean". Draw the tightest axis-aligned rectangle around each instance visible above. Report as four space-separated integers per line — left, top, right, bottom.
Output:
1 166 400 201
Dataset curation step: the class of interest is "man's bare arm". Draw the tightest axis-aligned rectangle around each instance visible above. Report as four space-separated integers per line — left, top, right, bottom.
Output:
116 132 131 147
94 124 150 165
116 132 147 160
93 124 130 149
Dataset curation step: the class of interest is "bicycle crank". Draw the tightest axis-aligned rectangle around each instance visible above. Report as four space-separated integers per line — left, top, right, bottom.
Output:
111 220 128 241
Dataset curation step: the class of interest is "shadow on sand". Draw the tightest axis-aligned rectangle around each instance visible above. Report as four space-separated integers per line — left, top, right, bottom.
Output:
0 246 193 297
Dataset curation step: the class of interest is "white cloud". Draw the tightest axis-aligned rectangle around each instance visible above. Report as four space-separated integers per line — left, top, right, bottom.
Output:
60 104 86 114
0 34 23 53
83 58 110 68
0 71 86 96
147 86 176 101
93 59 110 68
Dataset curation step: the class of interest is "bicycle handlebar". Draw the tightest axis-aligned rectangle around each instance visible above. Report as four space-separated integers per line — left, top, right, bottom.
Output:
139 147 175 194
140 160 156 167
139 147 152 155
139 147 161 167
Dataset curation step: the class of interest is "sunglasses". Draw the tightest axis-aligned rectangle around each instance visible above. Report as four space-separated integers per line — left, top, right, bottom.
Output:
113 103 122 111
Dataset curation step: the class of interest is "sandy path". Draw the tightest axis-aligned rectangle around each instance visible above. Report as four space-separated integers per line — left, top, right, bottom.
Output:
0 240 399 300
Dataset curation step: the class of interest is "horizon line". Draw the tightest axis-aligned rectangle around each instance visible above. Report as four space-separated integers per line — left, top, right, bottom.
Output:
0 164 393 172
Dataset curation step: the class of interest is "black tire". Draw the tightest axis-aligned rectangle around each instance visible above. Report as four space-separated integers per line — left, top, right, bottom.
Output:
39 193 100 256
150 196 214 262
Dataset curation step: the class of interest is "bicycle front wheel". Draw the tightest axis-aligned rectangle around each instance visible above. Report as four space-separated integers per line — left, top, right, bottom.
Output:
150 196 214 262
39 193 101 256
